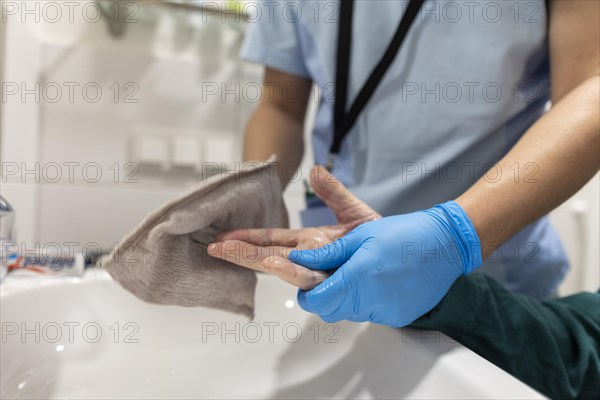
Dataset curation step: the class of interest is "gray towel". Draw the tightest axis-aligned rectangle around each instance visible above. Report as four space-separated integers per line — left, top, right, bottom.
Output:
99 160 287 318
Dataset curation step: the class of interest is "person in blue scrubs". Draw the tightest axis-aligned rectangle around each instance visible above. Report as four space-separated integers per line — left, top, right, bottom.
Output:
208 1 599 327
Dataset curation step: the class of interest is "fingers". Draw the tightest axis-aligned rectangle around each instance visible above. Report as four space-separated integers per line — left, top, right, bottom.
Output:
288 231 361 270
215 228 300 247
310 165 381 226
208 242 329 290
262 256 329 290
207 240 289 272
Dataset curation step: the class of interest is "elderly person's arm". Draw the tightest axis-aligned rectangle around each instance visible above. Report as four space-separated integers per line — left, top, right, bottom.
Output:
413 274 600 400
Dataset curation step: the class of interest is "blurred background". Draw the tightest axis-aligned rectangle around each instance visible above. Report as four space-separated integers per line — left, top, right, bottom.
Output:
1 0 598 295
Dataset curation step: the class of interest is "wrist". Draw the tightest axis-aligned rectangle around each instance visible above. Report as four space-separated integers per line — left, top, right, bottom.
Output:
435 201 483 275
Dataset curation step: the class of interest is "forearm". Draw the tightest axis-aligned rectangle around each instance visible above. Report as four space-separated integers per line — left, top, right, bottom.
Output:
243 67 311 188
244 103 304 188
456 76 600 257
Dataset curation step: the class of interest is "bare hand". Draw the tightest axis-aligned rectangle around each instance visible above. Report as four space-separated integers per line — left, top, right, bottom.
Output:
207 165 381 290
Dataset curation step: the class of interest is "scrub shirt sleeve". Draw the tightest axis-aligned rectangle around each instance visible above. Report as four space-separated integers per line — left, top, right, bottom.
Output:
412 274 600 400
240 1 311 79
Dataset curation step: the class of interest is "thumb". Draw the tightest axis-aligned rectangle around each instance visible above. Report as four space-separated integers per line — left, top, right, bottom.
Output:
297 267 347 317
288 232 361 270
310 165 380 226
297 246 370 320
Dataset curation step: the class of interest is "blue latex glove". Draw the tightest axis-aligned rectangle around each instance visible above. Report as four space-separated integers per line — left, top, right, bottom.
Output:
288 201 482 327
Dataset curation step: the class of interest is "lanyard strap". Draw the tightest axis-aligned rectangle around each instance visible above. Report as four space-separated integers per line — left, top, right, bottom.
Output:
331 0 426 157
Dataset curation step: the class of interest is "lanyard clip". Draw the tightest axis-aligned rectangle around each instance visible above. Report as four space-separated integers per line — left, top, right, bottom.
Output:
325 154 337 173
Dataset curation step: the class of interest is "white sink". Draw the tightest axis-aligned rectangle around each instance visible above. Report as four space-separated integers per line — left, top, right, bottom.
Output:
1 269 544 399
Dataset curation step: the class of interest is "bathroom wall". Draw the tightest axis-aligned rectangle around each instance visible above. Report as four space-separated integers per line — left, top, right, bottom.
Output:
1 1 597 294
1 1 313 250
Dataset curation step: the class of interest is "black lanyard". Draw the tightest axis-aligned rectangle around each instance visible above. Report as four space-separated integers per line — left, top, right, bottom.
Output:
330 0 425 165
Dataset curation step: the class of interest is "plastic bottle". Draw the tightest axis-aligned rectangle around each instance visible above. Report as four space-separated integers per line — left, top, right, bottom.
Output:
0 196 16 282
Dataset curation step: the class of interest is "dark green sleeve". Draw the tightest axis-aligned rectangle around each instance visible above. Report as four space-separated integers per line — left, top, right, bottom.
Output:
412 274 600 400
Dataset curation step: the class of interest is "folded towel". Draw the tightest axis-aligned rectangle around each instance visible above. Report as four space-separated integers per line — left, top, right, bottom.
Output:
99 160 287 318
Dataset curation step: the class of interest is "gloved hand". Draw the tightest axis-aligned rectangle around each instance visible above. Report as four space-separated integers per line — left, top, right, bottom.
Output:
288 201 483 327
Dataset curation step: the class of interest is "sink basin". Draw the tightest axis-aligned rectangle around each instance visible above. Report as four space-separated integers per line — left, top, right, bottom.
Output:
1 269 543 399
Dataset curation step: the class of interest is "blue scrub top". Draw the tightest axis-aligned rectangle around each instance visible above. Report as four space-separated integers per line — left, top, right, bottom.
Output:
240 0 568 299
